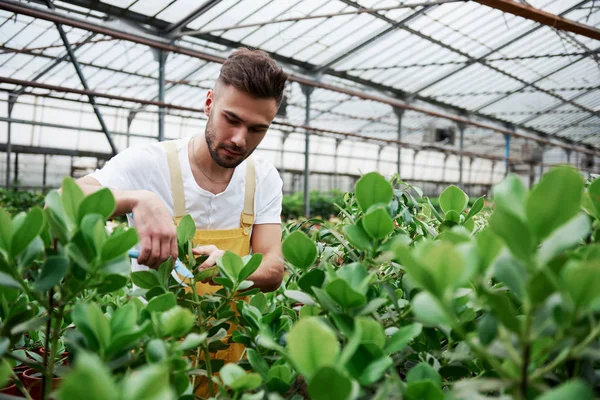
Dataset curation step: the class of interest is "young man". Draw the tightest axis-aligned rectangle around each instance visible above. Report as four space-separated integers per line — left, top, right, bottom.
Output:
76 48 288 292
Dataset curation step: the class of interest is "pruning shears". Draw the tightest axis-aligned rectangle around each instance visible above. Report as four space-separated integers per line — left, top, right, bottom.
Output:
127 249 193 278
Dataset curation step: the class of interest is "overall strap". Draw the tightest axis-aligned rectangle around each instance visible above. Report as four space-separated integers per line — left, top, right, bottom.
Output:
241 156 256 236
161 141 187 218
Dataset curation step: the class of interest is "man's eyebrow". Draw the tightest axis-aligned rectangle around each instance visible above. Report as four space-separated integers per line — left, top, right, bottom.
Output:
223 110 270 130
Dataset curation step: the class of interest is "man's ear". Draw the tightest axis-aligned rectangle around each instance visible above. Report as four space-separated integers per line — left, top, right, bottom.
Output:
204 89 214 116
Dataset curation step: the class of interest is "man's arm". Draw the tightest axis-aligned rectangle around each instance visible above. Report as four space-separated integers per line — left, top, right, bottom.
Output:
75 176 178 268
249 223 284 292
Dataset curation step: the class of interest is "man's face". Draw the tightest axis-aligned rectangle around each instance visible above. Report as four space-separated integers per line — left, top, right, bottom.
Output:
203 83 278 168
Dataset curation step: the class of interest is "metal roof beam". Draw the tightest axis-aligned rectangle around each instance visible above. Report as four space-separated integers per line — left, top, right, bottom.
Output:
164 0 224 35
475 0 600 41
410 0 591 94
2 0 598 156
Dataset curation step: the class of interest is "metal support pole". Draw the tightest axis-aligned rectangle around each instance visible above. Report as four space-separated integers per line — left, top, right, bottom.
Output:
529 162 535 188
6 98 15 188
13 152 19 186
334 139 342 190
377 145 384 172
280 132 290 193
468 157 474 185
42 154 48 189
539 146 545 178
393 108 405 177
442 154 449 182
158 50 167 142
412 150 419 180
504 134 511 177
490 161 497 183
458 122 466 186
45 0 118 155
566 149 572 165
301 84 314 218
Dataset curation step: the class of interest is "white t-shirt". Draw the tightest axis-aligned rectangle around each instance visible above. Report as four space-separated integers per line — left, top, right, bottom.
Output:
90 136 283 272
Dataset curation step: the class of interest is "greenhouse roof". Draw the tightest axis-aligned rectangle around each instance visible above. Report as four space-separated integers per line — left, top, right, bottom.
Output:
0 0 599 165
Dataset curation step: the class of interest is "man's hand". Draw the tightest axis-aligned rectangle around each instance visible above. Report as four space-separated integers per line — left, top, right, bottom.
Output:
193 245 224 285
133 190 178 269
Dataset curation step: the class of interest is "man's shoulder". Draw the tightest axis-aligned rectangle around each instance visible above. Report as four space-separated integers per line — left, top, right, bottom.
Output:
251 156 281 182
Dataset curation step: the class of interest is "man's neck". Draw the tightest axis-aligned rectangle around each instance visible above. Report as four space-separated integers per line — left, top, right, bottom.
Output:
188 136 234 194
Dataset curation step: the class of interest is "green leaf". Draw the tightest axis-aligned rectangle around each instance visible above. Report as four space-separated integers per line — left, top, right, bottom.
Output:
217 251 244 282
493 174 527 219
146 339 167 363
159 306 194 338
96 274 129 294
325 279 366 309
337 262 369 294
358 357 392 386
72 303 110 352
176 215 195 246
194 266 218 282
282 231 317 269
284 290 317 306
177 332 208 351
355 172 393 211
490 208 533 263
526 166 584 241
61 177 84 225
362 207 394 240
407 362 442 387
247 348 269 378
444 210 460 223
220 363 262 391
485 291 520 333
56 352 118 400
110 302 137 333
132 271 160 289
268 364 292 384
287 317 340 379
494 257 526 299
405 381 444 400
146 292 177 313
81 213 107 256
34 255 69 292
101 228 138 261
78 188 115 223
308 366 353 400
588 178 600 215
536 380 593 400
384 323 422 355
562 261 600 309
11 207 44 257
476 229 504 271
439 185 468 214
298 269 325 295
538 213 591 265
239 253 263 282
411 292 450 327
0 272 21 289
122 364 174 400
477 313 497 346
357 317 386 349
465 196 484 221
342 223 371 251
0 208 12 254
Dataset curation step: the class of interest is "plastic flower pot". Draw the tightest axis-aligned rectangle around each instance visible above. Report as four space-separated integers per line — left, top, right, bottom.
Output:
21 368 61 400
0 379 17 396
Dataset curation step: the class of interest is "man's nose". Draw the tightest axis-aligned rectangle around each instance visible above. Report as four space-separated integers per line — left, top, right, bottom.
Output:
231 127 247 149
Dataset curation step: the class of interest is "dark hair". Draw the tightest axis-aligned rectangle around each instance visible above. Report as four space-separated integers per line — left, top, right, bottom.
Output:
217 48 288 106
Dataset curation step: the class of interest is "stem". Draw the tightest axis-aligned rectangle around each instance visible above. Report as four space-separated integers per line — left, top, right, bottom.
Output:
530 322 600 381
203 343 214 397
42 288 53 400
10 370 34 400
45 305 64 400
520 302 533 400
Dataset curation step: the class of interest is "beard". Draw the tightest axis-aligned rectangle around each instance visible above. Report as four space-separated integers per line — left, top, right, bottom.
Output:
205 113 248 168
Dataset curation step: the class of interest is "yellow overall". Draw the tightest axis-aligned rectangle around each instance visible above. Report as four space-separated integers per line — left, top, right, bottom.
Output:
162 141 255 397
